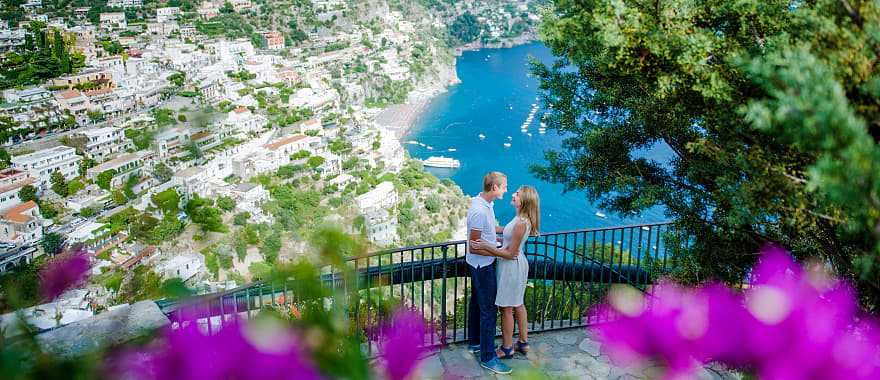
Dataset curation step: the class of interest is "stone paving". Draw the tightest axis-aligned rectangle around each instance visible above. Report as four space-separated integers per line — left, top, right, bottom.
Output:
415 328 743 379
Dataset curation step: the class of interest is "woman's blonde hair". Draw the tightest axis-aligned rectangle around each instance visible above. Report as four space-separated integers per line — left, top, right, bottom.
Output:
517 185 540 236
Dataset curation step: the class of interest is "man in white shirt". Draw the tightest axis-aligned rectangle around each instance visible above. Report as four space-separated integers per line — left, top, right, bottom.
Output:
465 171 511 374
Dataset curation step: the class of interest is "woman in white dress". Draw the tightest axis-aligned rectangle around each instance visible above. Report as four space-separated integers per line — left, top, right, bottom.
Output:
471 186 540 358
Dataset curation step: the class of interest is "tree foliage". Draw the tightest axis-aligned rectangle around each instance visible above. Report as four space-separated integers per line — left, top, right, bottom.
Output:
534 0 880 309
50 171 67 197
449 12 482 44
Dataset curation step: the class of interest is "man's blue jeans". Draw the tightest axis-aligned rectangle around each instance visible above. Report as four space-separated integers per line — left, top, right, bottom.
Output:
467 263 497 363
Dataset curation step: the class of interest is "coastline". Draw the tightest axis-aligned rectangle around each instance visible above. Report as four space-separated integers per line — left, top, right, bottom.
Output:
375 36 540 140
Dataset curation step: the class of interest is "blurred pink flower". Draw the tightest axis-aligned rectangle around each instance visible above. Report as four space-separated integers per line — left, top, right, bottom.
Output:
593 244 880 379
118 319 321 380
380 309 432 380
39 250 90 300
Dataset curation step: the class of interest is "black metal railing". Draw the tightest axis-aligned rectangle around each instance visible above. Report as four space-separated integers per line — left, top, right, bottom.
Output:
158 222 680 352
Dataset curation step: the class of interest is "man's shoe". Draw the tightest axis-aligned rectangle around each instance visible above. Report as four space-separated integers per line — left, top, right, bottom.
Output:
480 357 512 374
467 344 481 355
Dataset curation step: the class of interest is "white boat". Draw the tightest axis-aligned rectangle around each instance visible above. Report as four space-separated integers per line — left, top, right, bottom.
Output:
507 136 512 140
427 146 433 150
406 140 419 145
447 148 457 152
527 133 532 137
419 143 426 147
509 105 513 110
422 156 460 168
641 226 651 231
503 143 511 148
478 134 486 139
538 129 546 134
595 211 607 218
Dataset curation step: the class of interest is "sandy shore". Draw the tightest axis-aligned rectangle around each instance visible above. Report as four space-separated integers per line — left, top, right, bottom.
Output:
374 84 450 139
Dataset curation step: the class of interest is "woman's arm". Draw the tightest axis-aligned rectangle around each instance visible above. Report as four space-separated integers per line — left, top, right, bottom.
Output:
475 222 526 260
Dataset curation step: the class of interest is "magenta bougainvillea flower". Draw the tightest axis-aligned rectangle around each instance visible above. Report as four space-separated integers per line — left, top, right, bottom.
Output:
117 319 322 380
594 244 880 379
39 250 90 301
379 309 432 380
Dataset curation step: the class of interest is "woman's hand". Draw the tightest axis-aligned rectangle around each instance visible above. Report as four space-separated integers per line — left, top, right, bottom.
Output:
471 239 494 251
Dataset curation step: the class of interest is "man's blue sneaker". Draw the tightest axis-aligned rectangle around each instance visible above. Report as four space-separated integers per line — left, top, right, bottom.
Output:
480 357 512 374
467 344 480 355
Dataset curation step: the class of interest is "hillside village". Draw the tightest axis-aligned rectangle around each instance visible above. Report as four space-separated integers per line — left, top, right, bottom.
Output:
0 0 542 329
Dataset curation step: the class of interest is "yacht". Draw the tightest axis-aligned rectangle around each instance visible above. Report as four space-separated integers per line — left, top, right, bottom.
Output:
427 146 433 150
478 133 486 139
527 133 532 137
406 140 419 145
503 142 511 148
595 211 607 218
422 156 461 168
507 136 512 140
447 148 457 152
538 129 546 134
418 143 426 147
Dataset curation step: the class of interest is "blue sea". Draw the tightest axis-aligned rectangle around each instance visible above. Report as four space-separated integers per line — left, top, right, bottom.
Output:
405 42 670 233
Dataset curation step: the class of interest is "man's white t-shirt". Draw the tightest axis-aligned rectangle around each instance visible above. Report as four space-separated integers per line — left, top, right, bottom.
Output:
466 195 497 268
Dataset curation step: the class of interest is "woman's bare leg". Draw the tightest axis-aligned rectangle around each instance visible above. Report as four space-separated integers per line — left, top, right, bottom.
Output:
501 306 515 348
515 305 528 343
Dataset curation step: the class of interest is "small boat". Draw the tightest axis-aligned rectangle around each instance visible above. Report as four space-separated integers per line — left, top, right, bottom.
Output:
447 148 457 152
538 129 546 134
478 134 485 139
509 105 513 110
595 211 607 218
406 140 419 145
507 136 512 140
418 143 426 147
422 156 460 168
641 226 651 231
427 146 433 150
503 143 511 148
526 133 532 137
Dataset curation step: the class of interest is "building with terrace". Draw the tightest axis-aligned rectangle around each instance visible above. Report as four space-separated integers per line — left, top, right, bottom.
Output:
10 146 82 191
355 181 399 245
54 90 91 125
223 107 268 135
156 7 181 23
73 127 133 161
49 70 115 91
0 169 36 212
154 127 191 158
99 12 127 30
0 201 44 246
85 152 148 189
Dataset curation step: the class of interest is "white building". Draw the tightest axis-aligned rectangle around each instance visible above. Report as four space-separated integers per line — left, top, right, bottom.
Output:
0 201 44 246
223 107 268 135
0 169 36 212
155 253 205 282
99 12 127 30
156 7 181 23
74 127 133 161
85 152 147 189
11 146 82 191
106 0 142 7
355 182 399 246
65 185 112 213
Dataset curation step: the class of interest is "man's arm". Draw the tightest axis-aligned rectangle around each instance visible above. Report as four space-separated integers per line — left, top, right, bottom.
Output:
477 222 526 260
468 229 492 256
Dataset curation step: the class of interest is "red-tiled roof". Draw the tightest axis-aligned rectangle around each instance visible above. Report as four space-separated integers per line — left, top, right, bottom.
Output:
234 106 249 114
264 134 306 150
57 90 83 100
2 200 37 224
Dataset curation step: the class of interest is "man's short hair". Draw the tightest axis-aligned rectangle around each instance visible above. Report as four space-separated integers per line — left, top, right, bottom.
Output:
483 171 507 192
